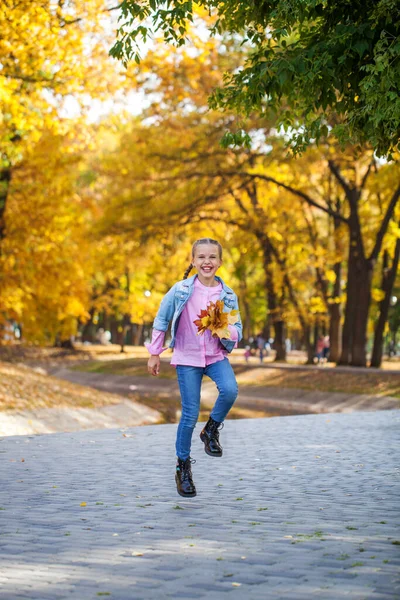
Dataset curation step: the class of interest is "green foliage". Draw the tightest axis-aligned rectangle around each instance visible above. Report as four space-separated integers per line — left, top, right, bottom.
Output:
112 0 400 156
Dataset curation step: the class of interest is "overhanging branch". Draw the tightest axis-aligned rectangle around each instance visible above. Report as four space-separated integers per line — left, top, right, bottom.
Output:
369 185 400 262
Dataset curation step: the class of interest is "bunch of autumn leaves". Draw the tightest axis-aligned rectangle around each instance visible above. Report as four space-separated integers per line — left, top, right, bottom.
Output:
194 300 239 339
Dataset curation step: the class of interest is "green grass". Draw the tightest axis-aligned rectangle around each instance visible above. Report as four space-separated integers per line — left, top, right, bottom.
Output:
73 359 400 398
72 358 176 378
235 366 400 398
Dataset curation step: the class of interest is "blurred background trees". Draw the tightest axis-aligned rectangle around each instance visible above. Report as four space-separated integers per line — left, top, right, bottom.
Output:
0 1 399 367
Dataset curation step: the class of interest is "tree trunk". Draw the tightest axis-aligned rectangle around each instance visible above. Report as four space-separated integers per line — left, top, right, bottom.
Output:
340 256 371 368
262 321 271 343
371 239 400 367
328 301 341 363
81 308 96 343
305 325 315 364
0 167 11 244
110 318 119 344
329 165 400 367
120 268 131 352
327 252 342 362
351 257 372 367
260 237 287 361
273 320 286 361
328 206 344 363
120 315 131 353
60 338 75 350
338 249 356 365
338 208 370 367
239 285 252 341
133 323 144 346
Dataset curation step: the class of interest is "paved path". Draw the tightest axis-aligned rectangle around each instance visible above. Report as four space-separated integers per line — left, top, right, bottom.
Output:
0 400 161 437
51 367 400 416
0 411 399 599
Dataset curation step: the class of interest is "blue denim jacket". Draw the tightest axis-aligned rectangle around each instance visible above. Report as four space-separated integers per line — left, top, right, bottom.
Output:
153 274 242 353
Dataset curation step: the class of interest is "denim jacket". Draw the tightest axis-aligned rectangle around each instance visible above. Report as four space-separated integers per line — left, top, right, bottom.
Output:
152 274 242 353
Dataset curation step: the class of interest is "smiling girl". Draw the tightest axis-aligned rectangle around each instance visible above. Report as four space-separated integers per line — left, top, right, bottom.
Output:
146 238 242 498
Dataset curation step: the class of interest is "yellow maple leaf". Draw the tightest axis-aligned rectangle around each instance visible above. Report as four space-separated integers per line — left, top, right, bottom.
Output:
194 300 239 339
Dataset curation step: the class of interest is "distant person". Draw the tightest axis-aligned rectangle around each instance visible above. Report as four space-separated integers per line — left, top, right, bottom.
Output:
95 328 104 344
256 333 266 363
323 335 330 361
244 345 251 362
316 335 325 363
146 238 242 499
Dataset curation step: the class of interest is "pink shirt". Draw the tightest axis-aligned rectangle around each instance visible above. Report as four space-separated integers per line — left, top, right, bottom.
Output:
146 277 238 367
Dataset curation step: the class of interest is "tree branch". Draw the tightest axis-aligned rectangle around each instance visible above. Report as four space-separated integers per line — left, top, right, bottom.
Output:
328 160 353 199
59 3 123 27
180 212 248 232
3 72 56 84
151 168 348 224
247 172 348 223
369 185 400 262
230 189 250 218
360 160 374 191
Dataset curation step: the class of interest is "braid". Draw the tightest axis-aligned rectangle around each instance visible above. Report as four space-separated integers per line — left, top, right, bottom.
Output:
183 263 193 279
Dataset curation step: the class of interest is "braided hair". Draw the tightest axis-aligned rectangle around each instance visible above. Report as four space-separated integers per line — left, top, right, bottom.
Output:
183 263 193 279
183 238 222 279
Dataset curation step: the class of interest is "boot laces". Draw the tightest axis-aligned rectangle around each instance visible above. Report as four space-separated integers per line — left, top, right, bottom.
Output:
209 420 224 436
178 458 196 481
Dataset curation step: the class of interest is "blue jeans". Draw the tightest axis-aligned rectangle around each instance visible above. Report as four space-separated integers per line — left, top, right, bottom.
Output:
175 358 238 460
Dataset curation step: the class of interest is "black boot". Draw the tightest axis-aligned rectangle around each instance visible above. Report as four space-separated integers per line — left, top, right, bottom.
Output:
200 417 224 457
175 457 197 497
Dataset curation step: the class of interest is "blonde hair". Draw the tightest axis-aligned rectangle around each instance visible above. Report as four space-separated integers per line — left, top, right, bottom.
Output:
183 238 223 279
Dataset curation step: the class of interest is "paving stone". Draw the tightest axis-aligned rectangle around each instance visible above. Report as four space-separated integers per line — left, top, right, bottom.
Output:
0 410 399 599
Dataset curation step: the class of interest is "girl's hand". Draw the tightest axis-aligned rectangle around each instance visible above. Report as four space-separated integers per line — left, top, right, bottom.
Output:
148 355 160 376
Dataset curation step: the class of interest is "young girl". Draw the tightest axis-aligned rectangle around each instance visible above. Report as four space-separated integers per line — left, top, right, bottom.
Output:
146 238 242 498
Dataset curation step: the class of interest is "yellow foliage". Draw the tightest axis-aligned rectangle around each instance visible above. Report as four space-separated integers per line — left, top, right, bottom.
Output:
309 296 328 314
0 130 93 342
371 288 386 303
325 270 337 284
0 1 130 167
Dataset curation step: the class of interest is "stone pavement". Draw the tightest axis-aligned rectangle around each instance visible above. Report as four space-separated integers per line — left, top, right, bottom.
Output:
0 410 399 600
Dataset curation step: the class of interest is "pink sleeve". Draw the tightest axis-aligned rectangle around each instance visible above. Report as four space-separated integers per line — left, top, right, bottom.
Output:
145 329 168 355
228 324 239 349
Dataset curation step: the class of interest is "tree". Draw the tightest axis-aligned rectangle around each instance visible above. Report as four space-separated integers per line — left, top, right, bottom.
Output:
0 0 134 343
370 224 400 366
387 281 400 354
112 0 400 157
0 0 130 244
0 129 93 343
110 20 400 366
95 107 345 363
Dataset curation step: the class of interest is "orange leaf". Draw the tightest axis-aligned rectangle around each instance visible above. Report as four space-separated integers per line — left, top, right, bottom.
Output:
193 301 239 339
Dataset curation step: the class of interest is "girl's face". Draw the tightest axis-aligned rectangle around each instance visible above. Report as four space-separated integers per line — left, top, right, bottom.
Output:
192 243 222 284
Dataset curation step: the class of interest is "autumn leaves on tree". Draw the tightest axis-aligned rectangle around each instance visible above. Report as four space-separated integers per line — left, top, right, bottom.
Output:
0 1 399 367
